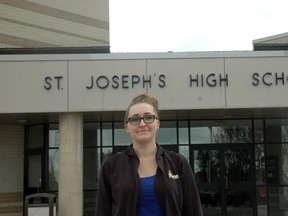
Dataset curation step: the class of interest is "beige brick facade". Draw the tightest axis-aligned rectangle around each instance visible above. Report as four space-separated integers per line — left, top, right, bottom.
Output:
0 125 24 216
0 0 109 49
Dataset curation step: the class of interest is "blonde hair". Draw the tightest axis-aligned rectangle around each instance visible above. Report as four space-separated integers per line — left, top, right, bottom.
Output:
125 93 159 123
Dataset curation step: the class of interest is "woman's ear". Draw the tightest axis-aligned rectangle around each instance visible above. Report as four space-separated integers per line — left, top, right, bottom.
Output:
157 119 160 128
124 123 129 133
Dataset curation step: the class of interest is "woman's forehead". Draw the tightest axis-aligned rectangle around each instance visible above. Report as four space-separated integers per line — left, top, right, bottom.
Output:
129 103 155 115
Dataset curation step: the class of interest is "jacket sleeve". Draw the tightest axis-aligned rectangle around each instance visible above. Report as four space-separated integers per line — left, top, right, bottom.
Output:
180 156 203 216
95 158 112 216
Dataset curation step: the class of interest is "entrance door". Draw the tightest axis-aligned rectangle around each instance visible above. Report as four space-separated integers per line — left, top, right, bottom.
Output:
191 144 256 216
24 125 46 196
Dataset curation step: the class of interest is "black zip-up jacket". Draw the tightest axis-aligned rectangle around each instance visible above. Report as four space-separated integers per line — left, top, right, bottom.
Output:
96 145 203 216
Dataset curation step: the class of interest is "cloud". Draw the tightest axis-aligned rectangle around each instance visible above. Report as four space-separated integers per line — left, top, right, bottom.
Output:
109 0 288 52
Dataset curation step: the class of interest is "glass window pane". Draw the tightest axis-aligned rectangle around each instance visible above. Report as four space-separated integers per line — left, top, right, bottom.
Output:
28 155 42 187
255 144 266 184
102 123 112 146
102 147 112 162
114 122 131 146
49 124 59 148
268 187 288 215
257 186 267 216
194 149 220 183
179 121 189 144
28 125 44 148
266 144 288 185
84 123 100 147
84 149 99 190
226 189 253 214
190 127 211 144
212 124 252 144
179 145 189 161
224 149 251 182
49 149 59 191
266 119 288 143
157 121 177 145
283 144 288 185
254 119 264 143
84 191 96 216
279 187 288 210
190 120 252 144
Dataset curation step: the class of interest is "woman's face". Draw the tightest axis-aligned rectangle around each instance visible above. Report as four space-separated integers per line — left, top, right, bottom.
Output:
125 103 160 144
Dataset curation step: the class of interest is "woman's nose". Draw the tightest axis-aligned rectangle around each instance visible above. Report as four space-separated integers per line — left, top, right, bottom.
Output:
138 118 146 126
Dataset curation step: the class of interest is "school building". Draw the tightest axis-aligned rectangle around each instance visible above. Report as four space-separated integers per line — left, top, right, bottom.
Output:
0 1 288 216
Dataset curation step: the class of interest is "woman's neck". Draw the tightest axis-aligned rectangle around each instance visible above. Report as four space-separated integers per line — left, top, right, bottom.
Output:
133 142 157 158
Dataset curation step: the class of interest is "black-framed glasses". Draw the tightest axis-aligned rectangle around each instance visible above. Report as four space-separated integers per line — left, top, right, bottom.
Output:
127 114 157 125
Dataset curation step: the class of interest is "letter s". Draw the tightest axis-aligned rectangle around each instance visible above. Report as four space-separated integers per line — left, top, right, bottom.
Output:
44 76 52 90
158 74 166 87
252 73 259 86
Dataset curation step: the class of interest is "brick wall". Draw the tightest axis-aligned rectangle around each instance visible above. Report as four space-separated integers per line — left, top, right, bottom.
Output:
0 125 24 216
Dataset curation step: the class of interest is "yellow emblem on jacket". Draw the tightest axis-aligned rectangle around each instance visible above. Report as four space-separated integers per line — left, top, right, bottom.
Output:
168 170 179 179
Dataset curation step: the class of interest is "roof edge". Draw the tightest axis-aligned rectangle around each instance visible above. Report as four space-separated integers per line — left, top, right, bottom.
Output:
253 32 288 44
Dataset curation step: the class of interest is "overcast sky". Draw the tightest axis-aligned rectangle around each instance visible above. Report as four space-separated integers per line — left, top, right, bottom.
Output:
109 0 288 53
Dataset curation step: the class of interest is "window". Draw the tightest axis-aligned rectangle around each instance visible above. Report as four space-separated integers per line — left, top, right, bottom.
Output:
157 121 177 145
190 120 252 144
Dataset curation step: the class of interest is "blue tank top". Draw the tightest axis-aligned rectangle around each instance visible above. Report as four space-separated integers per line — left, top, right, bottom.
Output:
138 175 164 216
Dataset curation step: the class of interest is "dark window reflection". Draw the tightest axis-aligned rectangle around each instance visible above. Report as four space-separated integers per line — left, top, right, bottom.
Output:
224 149 251 181
194 150 220 183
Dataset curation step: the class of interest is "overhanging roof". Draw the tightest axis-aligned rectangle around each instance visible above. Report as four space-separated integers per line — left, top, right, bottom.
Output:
253 32 288 50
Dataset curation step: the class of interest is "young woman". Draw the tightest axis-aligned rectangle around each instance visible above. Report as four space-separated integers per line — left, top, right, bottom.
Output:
96 93 203 216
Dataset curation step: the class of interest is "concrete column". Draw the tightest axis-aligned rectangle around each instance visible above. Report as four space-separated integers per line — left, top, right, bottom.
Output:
58 113 83 216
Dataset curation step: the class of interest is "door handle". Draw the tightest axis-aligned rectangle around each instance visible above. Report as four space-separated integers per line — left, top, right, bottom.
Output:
224 176 228 189
38 178 42 193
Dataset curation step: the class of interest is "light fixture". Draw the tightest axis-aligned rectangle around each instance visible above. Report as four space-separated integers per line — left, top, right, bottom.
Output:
17 119 28 123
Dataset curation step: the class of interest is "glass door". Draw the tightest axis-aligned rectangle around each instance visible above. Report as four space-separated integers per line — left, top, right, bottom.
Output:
222 146 256 216
24 125 46 196
192 144 256 216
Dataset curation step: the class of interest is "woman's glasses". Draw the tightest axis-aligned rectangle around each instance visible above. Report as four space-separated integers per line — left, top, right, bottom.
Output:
127 114 157 125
